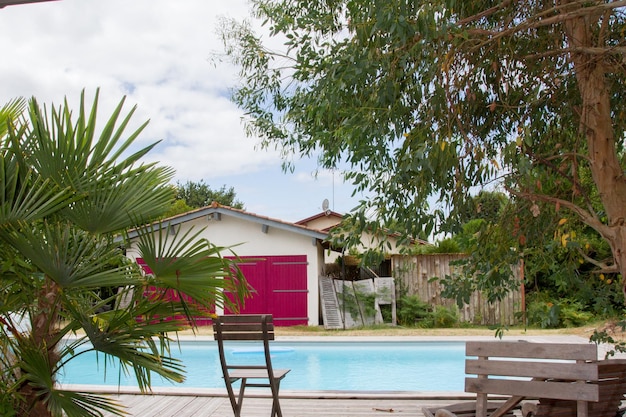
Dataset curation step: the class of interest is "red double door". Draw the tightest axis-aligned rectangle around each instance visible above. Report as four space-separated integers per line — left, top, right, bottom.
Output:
226 255 308 326
136 255 308 326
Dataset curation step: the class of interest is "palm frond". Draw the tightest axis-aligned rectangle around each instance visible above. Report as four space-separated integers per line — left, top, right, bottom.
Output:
4 222 142 289
15 326 126 417
47 390 127 417
12 91 175 233
134 223 250 311
85 90 152 171
1 122 73 225
61 297 189 390
62 164 175 233
0 97 26 139
0 163 71 226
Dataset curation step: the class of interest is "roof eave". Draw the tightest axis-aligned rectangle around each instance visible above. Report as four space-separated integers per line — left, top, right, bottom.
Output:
0 0 57 8
126 205 328 241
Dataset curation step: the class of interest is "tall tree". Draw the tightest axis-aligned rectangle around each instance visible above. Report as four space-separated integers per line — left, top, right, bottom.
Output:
457 190 507 225
175 180 244 209
0 91 249 416
218 1 626 301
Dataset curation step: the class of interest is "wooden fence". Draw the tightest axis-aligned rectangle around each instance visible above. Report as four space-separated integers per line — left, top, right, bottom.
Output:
391 254 523 326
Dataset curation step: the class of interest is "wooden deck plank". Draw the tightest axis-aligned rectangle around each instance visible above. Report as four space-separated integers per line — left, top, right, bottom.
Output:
121 395 177 416
100 394 450 416
170 396 226 417
152 396 197 415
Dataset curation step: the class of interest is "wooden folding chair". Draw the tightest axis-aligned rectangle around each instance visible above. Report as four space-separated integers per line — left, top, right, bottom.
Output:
213 314 290 417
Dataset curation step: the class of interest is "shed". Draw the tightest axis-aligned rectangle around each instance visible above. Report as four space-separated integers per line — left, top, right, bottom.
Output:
125 202 328 326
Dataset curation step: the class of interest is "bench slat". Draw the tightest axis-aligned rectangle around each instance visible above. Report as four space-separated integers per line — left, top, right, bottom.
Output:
219 332 275 341
466 359 599 380
466 341 597 361
465 378 600 402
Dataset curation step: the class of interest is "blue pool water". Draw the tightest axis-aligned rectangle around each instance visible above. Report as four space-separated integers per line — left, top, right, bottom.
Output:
58 341 466 391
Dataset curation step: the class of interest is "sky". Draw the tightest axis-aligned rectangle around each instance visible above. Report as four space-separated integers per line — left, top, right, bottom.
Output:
0 0 358 222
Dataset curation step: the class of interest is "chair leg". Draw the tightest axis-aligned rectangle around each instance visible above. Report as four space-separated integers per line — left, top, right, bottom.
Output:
224 378 244 417
270 379 282 417
234 378 248 417
227 377 283 417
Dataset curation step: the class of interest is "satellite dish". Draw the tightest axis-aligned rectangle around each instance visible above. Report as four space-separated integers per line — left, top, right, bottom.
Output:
322 198 329 211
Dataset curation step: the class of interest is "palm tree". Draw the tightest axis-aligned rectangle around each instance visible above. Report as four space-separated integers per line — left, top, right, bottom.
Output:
0 90 249 416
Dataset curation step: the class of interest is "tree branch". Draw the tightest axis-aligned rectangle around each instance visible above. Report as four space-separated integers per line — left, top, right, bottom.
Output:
523 147 594 210
543 151 590 164
527 46 626 59
457 0 514 26
511 190 609 236
577 247 618 273
459 0 626 54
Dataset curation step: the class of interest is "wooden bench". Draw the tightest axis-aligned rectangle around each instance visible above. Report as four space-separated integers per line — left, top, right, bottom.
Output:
465 341 600 417
425 341 626 417
528 358 626 417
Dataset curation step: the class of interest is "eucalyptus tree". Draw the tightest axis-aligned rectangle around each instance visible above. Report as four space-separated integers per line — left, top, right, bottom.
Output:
218 1 626 302
0 91 249 417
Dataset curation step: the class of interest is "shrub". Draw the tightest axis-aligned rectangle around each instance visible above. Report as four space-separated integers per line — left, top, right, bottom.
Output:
397 295 432 326
526 292 593 328
397 296 460 328
423 305 460 328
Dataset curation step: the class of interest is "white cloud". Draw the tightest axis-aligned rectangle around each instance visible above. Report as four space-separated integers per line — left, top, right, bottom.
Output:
0 0 357 221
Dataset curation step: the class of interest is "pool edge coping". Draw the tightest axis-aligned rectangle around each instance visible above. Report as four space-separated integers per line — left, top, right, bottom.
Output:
58 383 476 400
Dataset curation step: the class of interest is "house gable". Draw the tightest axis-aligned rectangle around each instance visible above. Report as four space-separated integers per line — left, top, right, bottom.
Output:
296 211 343 232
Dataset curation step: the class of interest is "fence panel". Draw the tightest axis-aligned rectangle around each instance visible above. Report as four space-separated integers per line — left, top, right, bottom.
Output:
391 254 522 325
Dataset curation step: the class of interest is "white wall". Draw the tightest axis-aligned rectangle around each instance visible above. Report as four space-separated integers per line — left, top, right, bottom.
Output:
126 213 322 325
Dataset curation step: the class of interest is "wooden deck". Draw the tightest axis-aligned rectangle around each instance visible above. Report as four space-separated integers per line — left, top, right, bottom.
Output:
98 393 467 417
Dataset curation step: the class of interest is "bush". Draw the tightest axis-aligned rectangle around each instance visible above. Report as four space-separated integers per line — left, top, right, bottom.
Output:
397 295 432 326
396 296 460 328
526 299 560 328
526 292 593 328
422 305 460 328
559 300 594 327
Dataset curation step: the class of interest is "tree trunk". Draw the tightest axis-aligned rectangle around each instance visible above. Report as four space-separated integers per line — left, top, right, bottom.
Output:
561 1 626 298
16 278 61 417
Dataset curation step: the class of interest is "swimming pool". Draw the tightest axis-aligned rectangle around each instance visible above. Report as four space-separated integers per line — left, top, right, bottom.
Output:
58 340 467 392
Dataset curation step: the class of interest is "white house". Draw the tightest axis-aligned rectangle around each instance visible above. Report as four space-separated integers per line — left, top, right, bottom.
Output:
125 203 425 326
125 202 328 326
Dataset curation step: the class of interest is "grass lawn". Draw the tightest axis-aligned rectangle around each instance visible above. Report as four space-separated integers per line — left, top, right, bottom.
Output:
183 319 621 340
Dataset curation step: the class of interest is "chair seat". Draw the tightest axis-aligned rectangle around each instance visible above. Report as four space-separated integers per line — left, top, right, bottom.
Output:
229 368 290 380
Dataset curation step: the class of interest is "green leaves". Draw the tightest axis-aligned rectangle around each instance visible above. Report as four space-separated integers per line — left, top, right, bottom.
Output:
224 0 624 244
224 0 626 331
0 160 69 226
0 90 249 416
11 90 175 233
0 98 25 139
5 223 135 289
173 180 244 210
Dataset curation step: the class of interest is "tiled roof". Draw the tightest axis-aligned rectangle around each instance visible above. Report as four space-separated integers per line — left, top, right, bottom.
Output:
127 202 328 240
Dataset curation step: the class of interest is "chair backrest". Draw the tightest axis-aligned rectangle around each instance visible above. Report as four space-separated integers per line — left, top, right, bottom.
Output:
213 314 276 341
213 314 276 374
